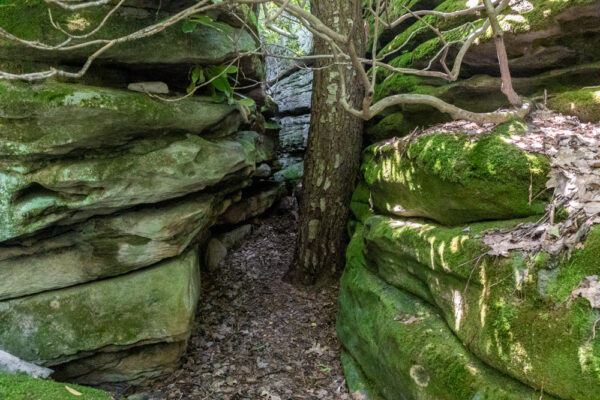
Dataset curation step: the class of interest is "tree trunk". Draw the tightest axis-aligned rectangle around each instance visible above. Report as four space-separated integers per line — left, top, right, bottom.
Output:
286 0 365 285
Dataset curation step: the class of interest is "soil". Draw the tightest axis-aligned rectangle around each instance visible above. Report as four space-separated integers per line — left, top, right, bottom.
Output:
128 212 350 400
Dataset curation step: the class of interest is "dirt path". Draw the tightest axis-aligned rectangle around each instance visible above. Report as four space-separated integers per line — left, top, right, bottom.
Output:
130 213 349 400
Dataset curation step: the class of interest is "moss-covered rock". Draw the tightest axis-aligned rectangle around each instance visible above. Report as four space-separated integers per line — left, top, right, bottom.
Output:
362 121 550 226
0 81 243 158
352 213 600 400
547 87 600 122
217 182 284 225
0 130 268 242
337 228 558 400
274 161 304 184
0 373 113 400
52 341 187 387
0 248 200 368
340 350 384 400
380 0 600 76
0 1 258 68
0 186 243 301
374 63 600 121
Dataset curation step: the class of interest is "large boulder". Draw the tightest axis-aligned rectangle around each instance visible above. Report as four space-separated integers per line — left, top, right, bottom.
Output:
271 69 313 116
340 115 600 399
337 228 560 400
0 1 274 389
0 1 259 68
0 81 243 158
339 214 600 399
381 0 600 76
0 129 268 242
0 189 240 301
52 342 187 386
362 121 550 226
0 248 200 367
548 87 600 122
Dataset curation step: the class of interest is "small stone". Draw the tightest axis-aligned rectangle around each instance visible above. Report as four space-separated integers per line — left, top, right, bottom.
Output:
254 163 272 178
205 239 228 271
0 350 53 378
128 81 169 94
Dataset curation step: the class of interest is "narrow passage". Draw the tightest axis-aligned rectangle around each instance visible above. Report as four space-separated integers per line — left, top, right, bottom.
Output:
132 213 349 400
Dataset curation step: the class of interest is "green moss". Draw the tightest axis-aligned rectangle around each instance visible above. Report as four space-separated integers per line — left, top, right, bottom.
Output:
0 0 258 66
340 350 384 400
381 0 598 74
547 87 600 122
516 0 596 32
350 180 373 224
380 0 477 61
338 232 558 399
366 113 409 142
0 250 199 365
0 373 113 400
545 226 600 301
358 213 600 399
274 161 304 183
375 74 424 100
362 121 550 225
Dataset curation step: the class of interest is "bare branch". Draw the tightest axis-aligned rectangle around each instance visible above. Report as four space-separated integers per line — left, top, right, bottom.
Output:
44 0 110 10
367 94 531 123
483 0 522 106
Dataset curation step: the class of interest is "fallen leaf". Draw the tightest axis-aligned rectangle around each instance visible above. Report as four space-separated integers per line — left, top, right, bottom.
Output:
65 386 82 396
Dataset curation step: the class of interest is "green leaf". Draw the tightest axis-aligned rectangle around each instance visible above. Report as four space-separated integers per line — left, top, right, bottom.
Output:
264 121 280 130
225 65 238 74
181 19 196 33
211 92 226 103
547 225 560 237
237 98 255 107
186 82 196 94
189 14 221 31
191 67 205 85
318 363 332 373
249 10 258 26
210 75 231 94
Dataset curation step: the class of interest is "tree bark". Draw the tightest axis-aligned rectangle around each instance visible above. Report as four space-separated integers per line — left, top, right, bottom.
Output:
285 0 365 285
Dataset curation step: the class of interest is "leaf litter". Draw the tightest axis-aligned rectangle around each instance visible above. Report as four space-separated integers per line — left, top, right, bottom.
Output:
128 212 349 399
420 110 600 307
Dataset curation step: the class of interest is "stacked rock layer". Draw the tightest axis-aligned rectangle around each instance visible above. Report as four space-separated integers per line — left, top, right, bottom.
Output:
339 121 600 399
0 0 278 387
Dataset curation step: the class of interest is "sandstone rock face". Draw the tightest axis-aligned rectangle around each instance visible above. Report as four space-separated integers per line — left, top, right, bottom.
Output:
0 2 275 387
271 70 312 184
339 124 600 399
0 249 200 366
370 0 600 141
271 69 313 116
0 1 259 68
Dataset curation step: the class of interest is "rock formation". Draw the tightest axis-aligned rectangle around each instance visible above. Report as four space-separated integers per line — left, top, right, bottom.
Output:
339 0 600 399
340 119 600 400
0 0 281 388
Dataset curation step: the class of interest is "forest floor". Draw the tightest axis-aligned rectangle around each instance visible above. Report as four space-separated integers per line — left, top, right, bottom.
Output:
129 212 350 400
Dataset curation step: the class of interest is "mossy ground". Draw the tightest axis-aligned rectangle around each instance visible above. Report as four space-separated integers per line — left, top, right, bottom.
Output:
0 373 113 400
547 87 600 123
